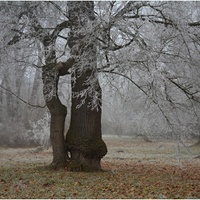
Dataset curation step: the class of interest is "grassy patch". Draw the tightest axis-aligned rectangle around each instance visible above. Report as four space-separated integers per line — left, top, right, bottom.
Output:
0 137 200 199
0 161 200 199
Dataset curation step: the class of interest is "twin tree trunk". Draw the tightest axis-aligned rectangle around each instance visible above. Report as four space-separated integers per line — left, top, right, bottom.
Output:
65 1 107 171
41 1 107 171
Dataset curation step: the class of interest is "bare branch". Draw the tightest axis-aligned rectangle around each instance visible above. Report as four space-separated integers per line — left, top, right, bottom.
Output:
0 85 46 108
48 1 69 19
99 70 149 98
55 57 75 76
167 77 200 104
188 21 200 27
50 20 70 40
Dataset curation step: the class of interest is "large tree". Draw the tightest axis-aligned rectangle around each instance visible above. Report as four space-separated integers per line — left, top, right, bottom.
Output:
1 1 108 170
65 1 107 171
24 3 70 167
1 1 200 169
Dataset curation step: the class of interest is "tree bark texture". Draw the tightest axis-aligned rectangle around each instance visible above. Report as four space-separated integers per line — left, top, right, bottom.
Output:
66 1 107 171
42 38 68 168
47 98 67 168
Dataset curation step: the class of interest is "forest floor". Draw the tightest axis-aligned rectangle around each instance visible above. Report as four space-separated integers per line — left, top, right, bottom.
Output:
0 136 200 199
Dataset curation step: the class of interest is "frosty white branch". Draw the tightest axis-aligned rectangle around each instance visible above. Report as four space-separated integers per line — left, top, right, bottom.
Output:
166 77 200 104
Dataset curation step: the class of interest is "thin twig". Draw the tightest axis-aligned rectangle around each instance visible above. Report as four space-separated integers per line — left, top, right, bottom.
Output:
0 85 46 108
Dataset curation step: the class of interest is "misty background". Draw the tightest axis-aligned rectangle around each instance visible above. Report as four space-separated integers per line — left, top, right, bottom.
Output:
0 1 200 148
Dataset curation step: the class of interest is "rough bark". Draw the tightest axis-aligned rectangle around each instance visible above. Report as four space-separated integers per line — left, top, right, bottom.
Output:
66 71 107 171
66 1 107 172
6 7 70 167
47 98 67 168
42 63 68 168
29 10 71 168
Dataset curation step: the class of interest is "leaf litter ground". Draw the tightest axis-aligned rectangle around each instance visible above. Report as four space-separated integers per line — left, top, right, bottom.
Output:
0 136 200 199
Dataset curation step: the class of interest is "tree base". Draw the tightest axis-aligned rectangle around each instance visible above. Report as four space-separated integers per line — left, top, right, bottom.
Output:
67 150 103 172
50 160 68 169
65 135 107 172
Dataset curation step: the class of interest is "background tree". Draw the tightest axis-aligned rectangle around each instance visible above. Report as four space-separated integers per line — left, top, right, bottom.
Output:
0 2 71 167
96 1 200 143
0 3 46 146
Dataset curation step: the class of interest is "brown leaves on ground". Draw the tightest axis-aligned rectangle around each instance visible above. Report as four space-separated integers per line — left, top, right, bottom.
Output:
0 160 199 199
1 138 200 199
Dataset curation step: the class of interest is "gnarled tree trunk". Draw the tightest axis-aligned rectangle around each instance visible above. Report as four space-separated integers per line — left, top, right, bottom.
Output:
42 39 68 168
66 1 107 172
